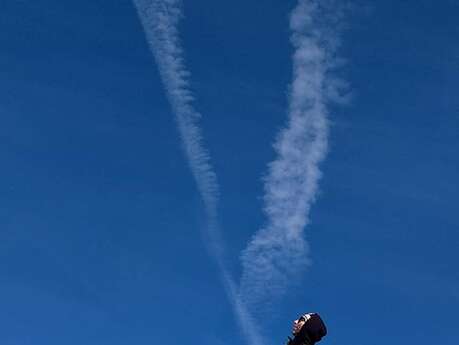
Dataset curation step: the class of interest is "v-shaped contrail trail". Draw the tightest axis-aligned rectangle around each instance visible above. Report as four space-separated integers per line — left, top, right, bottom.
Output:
133 0 346 344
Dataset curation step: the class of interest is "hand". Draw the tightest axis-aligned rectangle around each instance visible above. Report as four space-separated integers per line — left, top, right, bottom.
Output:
292 318 306 335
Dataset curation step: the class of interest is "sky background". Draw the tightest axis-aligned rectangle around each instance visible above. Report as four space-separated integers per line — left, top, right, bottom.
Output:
1 1 458 345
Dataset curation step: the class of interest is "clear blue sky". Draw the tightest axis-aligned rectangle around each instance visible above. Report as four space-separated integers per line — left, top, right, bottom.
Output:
1 1 458 345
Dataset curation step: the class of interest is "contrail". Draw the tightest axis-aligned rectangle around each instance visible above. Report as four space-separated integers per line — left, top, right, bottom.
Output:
132 0 218 226
132 1 263 344
240 0 346 310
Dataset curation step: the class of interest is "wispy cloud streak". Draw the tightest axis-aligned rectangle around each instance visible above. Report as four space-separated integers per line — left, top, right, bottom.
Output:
133 0 218 223
132 1 263 344
240 0 346 309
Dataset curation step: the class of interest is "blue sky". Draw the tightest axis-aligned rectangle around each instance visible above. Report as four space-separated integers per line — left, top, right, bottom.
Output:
1 1 458 345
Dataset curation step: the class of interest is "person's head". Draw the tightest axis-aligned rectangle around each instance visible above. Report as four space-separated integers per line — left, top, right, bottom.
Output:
294 313 327 344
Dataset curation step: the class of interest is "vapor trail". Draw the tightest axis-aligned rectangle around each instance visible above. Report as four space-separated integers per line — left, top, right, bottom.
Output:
133 0 218 227
240 0 346 309
132 1 263 344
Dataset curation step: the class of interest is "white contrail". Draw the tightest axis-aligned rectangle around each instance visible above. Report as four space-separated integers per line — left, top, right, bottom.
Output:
132 1 263 344
240 0 346 310
132 0 218 224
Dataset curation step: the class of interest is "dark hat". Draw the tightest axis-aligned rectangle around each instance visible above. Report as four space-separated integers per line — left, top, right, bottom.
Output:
297 313 327 344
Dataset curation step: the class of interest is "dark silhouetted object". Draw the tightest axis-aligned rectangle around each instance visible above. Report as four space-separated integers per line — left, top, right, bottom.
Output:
287 313 327 345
